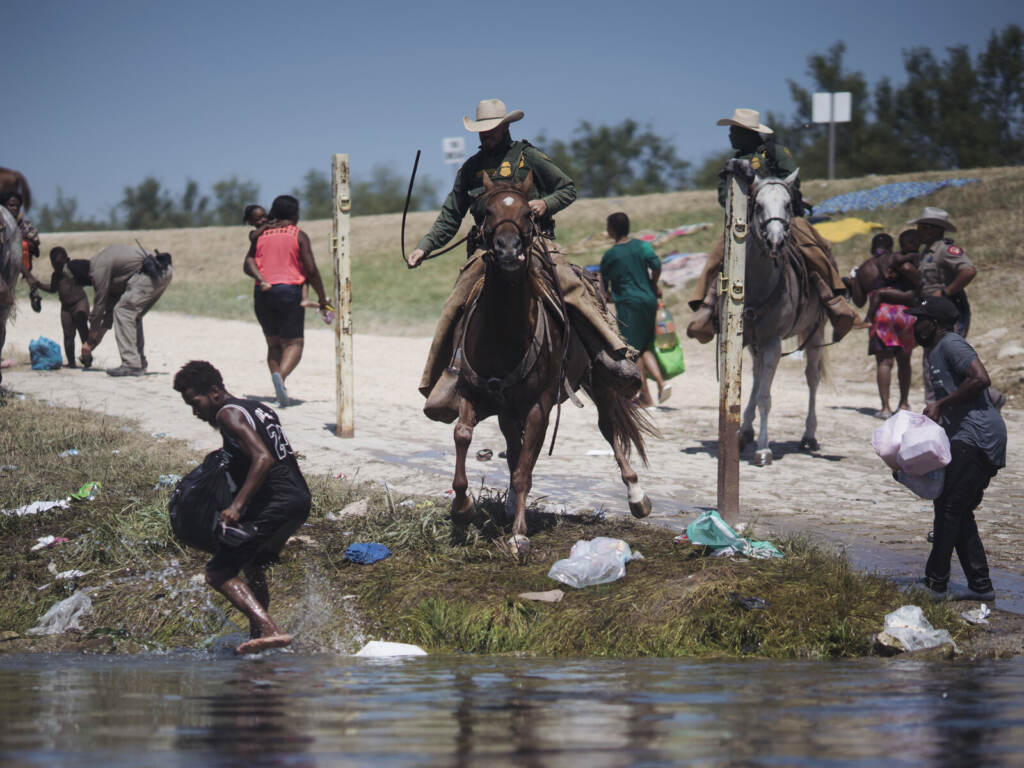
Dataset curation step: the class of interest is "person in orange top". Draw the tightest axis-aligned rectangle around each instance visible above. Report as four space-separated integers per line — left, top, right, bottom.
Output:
244 195 328 407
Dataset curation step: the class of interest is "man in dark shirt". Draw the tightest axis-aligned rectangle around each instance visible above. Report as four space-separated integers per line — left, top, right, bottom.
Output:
173 360 311 654
907 297 1006 601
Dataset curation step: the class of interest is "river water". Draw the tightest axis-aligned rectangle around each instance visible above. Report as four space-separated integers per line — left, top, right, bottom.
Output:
3 652 1024 766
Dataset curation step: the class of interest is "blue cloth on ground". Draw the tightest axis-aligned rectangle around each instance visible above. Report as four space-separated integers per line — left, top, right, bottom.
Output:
813 178 979 216
344 542 392 564
685 510 783 559
29 337 62 370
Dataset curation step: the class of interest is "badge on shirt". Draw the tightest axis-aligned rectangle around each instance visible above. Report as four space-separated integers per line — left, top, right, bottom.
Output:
948 245 963 256
499 161 512 178
751 155 761 170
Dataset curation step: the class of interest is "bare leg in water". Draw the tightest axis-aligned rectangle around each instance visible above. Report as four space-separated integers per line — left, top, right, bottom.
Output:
207 569 291 653
243 565 270 639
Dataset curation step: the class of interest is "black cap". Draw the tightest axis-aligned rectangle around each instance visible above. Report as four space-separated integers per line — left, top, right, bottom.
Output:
907 295 959 326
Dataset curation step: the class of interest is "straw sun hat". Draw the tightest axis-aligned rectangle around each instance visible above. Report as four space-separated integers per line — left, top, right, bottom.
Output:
716 108 773 134
463 99 524 132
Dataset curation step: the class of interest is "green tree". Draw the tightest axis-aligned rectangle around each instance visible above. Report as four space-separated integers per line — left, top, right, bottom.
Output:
351 164 438 216
212 176 260 225
36 187 110 232
291 169 333 220
538 119 690 197
119 177 174 229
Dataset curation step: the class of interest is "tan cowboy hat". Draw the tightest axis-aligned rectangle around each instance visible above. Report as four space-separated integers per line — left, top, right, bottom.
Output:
906 206 957 232
716 107 773 134
463 99 524 132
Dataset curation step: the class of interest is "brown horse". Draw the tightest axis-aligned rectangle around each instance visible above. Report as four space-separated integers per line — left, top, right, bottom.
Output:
0 168 31 210
447 171 653 562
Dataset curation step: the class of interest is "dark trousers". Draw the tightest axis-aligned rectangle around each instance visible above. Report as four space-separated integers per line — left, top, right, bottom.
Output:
925 441 997 592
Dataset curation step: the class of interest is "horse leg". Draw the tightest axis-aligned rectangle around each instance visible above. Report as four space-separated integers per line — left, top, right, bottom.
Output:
801 332 824 451
594 386 651 518
450 399 478 526
507 401 550 564
498 413 522 523
740 348 759 451
753 337 782 466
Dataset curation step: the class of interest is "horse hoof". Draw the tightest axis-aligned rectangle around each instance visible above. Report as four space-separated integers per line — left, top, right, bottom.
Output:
739 429 754 451
629 495 652 519
509 534 531 564
800 437 820 452
753 449 773 467
450 495 475 527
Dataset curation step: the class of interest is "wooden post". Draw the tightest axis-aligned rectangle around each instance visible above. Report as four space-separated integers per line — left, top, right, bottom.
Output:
716 174 747 527
331 154 354 437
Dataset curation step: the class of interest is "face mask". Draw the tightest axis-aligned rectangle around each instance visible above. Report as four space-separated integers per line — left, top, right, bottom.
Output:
914 321 936 347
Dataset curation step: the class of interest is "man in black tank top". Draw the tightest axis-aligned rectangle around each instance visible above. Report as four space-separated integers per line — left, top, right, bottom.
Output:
173 360 311 655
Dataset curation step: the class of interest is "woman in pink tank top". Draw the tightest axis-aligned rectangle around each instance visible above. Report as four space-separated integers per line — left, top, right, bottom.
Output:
243 195 329 407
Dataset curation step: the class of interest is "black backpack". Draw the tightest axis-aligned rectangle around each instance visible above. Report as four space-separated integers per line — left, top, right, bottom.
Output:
168 449 236 553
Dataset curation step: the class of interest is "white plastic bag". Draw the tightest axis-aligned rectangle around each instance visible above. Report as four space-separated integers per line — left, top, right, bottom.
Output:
895 468 946 499
872 410 919 470
897 417 951 475
547 537 638 589
26 590 93 636
883 605 957 652
354 640 427 657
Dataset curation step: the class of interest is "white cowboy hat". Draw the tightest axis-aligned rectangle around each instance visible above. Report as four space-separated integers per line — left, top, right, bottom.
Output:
906 206 957 232
716 107 773 134
463 99 524 132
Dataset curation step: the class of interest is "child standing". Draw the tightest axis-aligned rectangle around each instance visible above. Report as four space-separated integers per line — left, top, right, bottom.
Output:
33 248 91 368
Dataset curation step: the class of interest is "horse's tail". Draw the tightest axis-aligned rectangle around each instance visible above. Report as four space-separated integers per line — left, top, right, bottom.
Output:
611 393 659 467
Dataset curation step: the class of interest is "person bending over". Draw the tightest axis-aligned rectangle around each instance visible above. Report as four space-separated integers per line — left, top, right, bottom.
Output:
243 195 328 407
173 360 311 654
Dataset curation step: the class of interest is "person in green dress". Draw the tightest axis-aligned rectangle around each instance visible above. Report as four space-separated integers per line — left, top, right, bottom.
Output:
600 212 669 407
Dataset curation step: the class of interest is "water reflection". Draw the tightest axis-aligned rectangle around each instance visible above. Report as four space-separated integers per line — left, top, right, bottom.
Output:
2 655 1024 766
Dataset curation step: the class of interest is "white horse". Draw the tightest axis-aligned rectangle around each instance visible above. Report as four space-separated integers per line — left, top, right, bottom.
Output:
738 170 827 466
0 206 22 386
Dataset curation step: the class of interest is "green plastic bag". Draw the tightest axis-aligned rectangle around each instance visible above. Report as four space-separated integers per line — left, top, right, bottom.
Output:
685 510 783 559
650 301 685 379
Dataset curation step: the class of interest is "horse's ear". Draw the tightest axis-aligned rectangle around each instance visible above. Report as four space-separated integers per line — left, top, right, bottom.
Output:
482 172 495 191
520 170 533 197
784 168 800 187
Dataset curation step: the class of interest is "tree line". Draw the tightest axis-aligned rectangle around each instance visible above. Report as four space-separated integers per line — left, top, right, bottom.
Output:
35 23 1021 231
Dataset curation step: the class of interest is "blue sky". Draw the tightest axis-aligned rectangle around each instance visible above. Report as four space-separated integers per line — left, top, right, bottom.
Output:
5 0 1020 220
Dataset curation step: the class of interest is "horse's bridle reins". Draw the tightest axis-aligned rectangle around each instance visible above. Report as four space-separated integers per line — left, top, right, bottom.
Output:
478 185 537 260
750 177 793 257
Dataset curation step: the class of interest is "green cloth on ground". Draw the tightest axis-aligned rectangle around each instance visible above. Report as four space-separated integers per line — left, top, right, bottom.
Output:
685 510 783 559
600 239 659 350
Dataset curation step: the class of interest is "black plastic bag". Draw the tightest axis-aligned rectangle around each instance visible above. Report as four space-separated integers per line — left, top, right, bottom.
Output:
168 449 235 553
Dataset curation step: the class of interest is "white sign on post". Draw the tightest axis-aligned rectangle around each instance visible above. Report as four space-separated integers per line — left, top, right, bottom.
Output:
812 92 852 123
442 137 465 165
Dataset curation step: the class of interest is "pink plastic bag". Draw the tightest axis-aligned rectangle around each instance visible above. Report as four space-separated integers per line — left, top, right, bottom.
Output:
897 417 951 475
871 411 919 470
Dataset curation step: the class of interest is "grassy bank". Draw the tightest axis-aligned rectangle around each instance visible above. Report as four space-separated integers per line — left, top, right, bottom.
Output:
0 394 971 658
33 167 1023 341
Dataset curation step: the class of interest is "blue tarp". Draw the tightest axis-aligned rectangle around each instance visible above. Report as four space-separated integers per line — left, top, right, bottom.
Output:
812 178 979 216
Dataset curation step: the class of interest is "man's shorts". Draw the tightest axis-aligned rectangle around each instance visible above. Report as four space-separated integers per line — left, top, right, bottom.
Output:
206 489 311 578
253 283 304 340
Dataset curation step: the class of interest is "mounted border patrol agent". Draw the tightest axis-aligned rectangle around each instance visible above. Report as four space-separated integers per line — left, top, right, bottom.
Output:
406 99 640 422
686 108 857 344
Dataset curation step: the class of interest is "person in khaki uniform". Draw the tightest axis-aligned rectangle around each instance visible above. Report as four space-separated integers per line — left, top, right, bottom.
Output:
79 244 173 376
406 99 639 421
686 108 857 344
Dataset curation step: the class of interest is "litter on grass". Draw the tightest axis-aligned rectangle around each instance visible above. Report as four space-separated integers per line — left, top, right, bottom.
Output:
2 499 70 518
29 536 70 552
548 537 642 589
518 589 565 603
154 474 181 490
962 603 991 625
343 542 392 565
58 449 79 458
882 605 958 653
685 510 783 559
69 481 101 501
26 590 93 636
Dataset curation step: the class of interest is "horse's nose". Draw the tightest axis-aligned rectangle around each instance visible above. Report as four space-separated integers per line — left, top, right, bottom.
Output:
495 231 521 259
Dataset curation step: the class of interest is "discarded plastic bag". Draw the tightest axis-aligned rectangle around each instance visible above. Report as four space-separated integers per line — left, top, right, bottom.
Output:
2 499 69 517
355 640 426 657
70 481 101 501
29 336 62 370
344 542 391 564
26 590 93 636
895 468 945 499
685 510 783 559
897 416 951 475
883 605 957 653
547 537 639 588
962 603 991 625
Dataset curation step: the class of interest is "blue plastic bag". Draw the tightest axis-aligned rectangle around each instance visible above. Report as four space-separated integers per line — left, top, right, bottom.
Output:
29 337 62 370
344 542 391 564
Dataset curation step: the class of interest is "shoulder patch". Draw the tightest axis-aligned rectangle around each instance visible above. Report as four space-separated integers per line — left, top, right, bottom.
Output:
948 245 963 256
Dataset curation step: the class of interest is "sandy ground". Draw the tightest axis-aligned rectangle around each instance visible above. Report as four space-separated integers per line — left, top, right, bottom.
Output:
3 301 1022 605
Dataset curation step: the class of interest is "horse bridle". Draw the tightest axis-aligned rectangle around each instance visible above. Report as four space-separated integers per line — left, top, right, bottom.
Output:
751 177 792 252
479 185 536 259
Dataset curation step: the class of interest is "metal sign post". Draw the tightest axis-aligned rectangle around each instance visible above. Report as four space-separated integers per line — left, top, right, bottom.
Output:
331 154 354 437
812 91 852 180
716 174 748 527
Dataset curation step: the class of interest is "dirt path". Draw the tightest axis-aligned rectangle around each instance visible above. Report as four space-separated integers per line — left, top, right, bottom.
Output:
4 304 1022 599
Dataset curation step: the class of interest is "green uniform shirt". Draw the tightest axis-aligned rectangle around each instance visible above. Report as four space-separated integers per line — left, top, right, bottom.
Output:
717 142 799 208
417 137 577 254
